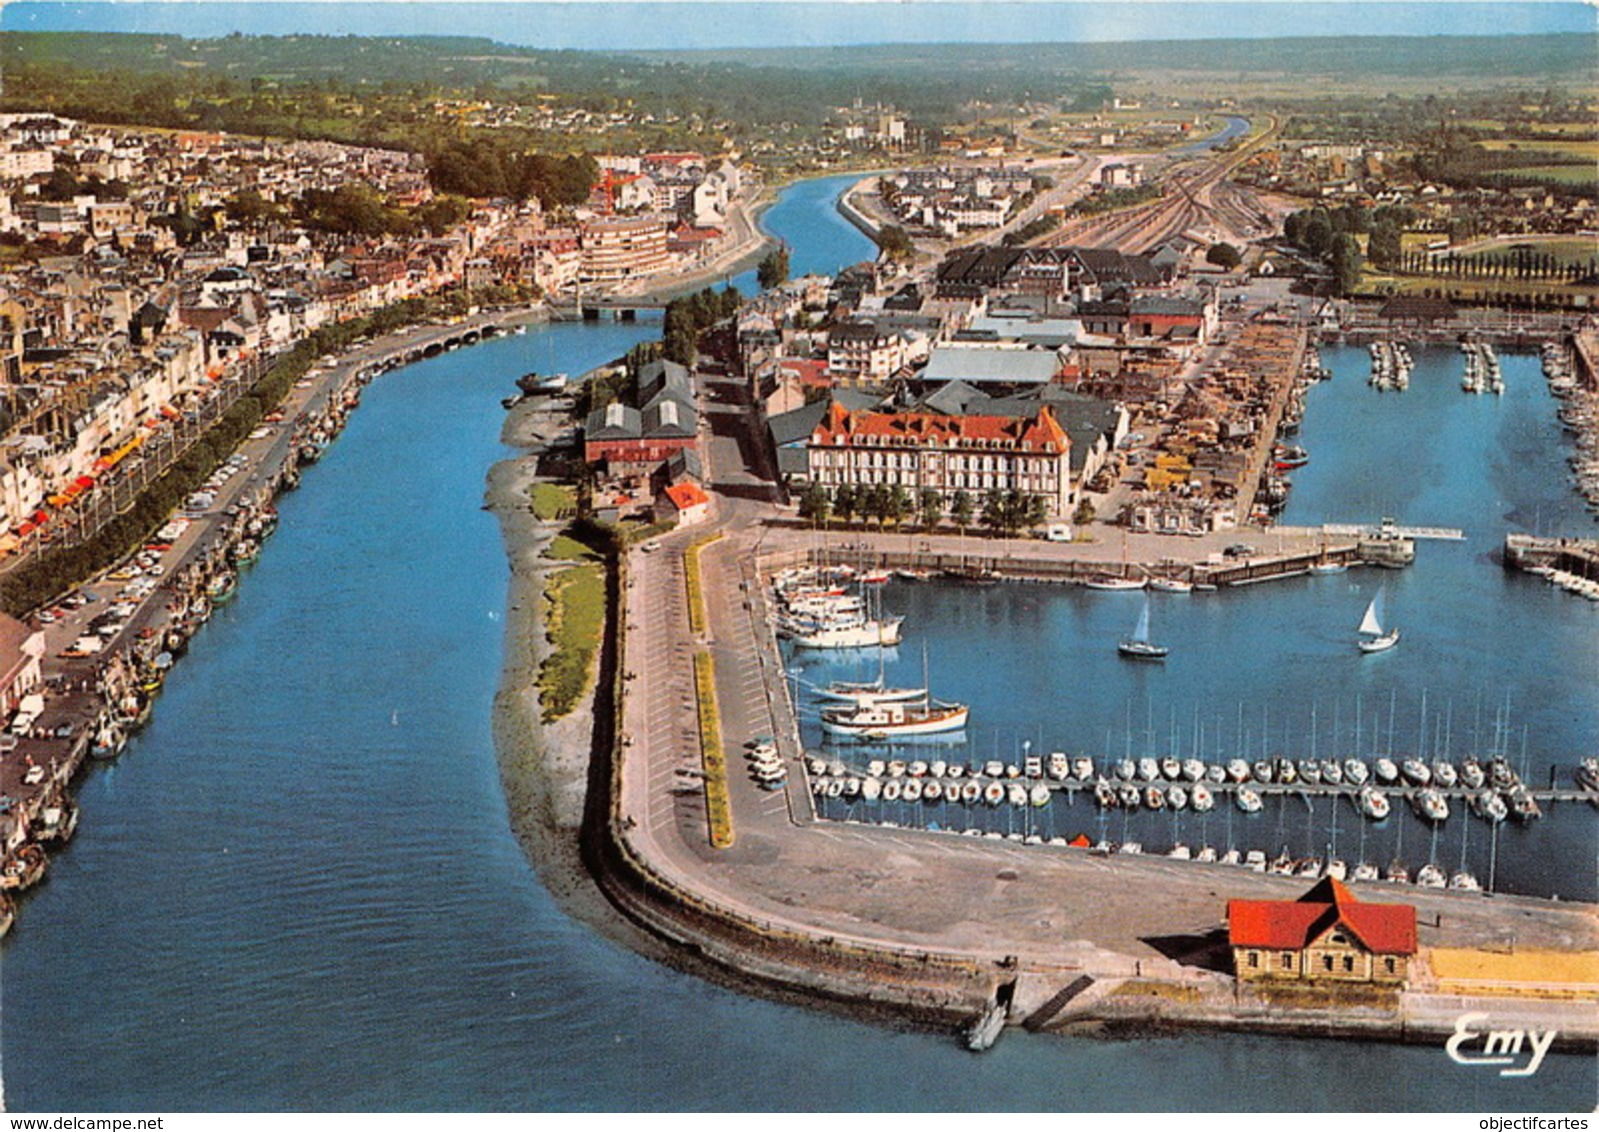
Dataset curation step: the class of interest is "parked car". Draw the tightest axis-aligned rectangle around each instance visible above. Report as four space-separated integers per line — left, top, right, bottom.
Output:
1223 543 1256 558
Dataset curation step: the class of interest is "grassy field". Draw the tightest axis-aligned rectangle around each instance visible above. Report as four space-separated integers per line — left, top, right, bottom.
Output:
1360 270 1599 303
546 532 599 562
1458 236 1599 264
529 481 575 522
693 649 735 849
1477 138 1599 158
537 560 606 722
1495 164 1597 187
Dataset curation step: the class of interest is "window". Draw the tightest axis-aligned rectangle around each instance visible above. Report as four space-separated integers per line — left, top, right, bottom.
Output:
1322 955 1334 972
1384 957 1396 975
1247 951 1259 969
1280 952 1293 969
1343 956 1355 973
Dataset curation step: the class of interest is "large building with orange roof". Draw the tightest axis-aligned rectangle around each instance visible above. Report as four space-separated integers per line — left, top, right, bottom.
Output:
805 401 1074 517
1228 877 1417 985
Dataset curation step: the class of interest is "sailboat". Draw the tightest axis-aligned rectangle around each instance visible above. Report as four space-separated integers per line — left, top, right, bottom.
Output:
1356 588 1400 653
1117 597 1168 660
819 644 968 740
812 640 925 705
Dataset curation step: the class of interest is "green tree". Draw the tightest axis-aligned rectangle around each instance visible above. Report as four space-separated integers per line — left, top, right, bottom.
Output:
860 484 889 527
756 246 790 290
1206 242 1242 270
832 485 858 525
886 485 912 528
917 488 943 530
950 490 974 532
798 483 831 527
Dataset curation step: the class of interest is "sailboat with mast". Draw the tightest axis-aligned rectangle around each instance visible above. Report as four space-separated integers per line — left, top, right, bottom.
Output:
1117 596 1169 660
1356 588 1400 653
812 639 926 706
820 645 968 740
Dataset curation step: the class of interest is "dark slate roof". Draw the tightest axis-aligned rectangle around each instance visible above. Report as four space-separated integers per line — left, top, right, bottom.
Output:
637 358 692 404
585 401 640 441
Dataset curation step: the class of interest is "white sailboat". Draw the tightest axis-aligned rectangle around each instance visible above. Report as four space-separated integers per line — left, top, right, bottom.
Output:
1356 588 1400 653
1117 597 1168 660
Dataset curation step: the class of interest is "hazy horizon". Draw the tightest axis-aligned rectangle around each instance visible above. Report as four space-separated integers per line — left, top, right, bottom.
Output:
3 2 1592 51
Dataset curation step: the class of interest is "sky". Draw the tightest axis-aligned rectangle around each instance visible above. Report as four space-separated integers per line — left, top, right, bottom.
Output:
2 1 1593 49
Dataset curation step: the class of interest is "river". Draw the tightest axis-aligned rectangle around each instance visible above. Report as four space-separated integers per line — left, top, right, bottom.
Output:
2 177 1593 1112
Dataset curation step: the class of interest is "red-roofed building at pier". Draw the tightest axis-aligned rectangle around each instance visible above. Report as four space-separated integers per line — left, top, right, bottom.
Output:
1228 878 1417 985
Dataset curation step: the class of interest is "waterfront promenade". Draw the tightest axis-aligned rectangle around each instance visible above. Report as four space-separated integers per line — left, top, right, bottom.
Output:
595 358 1599 1044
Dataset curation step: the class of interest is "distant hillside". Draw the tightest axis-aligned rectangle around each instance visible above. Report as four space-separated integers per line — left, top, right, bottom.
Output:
632 34 1596 82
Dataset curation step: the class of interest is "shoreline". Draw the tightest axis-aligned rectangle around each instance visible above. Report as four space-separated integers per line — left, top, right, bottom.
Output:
0 299 556 936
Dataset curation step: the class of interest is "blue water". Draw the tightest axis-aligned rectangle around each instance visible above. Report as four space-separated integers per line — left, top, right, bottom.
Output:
4 181 1594 1111
802 346 1599 903
6 3 1589 47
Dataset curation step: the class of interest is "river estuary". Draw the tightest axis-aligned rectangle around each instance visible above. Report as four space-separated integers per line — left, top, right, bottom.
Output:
2 174 1593 1111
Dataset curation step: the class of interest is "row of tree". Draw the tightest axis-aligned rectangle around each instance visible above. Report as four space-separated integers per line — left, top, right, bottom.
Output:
797 483 1049 537
1392 249 1596 283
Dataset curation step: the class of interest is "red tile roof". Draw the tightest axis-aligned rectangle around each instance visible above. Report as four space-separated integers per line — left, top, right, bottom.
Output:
665 482 710 511
812 402 1069 453
1228 877 1416 955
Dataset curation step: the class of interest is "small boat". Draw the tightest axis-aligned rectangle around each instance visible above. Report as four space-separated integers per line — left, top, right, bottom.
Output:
1358 787 1391 821
821 696 968 740
1148 576 1193 594
1385 860 1411 884
1326 858 1348 882
1029 784 1051 807
1242 849 1266 871
1297 759 1322 785
1274 758 1298 785
1167 843 1191 860
1320 759 1343 785
1116 758 1137 780
1046 753 1069 780
1086 575 1145 591
1190 783 1214 812
1489 758 1517 790
1160 757 1183 781
1295 857 1324 879
1144 785 1166 810
1411 789 1449 823
961 781 982 804
901 779 922 803
861 777 882 801
1252 760 1274 783
792 616 905 650
840 776 860 798
1235 787 1263 814
1416 863 1447 889
1094 779 1117 808
1356 589 1400 653
0 845 47 892
1227 758 1251 783
1470 790 1507 823
1271 850 1295 876
1117 783 1142 809
1071 756 1095 781
1508 786 1542 822
882 780 902 802
1401 758 1431 786
1167 785 1188 810
908 760 928 778
1182 758 1206 782
1460 758 1486 790
1138 757 1161 782
1117 598 1168 660
1449 871 1482 892
1117 842 1144 856
984 782 1006 806
1196 845 1218 863
1351 862 1380 882
1374 757 1400 785
1432 760 1458 789
1574 757 1599 792
1343 758 1370 786
1310 560 1348 575
813 679 927 706
1007 783 1029 807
